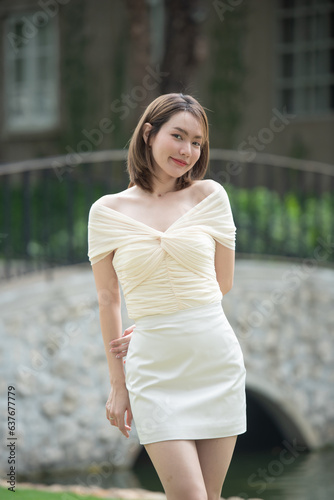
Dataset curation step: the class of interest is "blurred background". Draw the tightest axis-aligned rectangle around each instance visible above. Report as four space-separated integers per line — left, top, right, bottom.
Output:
0 1 334 499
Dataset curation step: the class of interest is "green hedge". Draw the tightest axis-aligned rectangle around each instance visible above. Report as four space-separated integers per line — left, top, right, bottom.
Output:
0 182 333 264
227 186 333 260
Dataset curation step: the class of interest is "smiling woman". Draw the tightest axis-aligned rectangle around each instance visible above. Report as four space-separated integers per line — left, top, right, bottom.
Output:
126 93 209 194
141 112 203 188
87 93 246 500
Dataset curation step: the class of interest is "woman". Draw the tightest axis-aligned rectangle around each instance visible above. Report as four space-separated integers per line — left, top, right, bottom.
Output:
88 93 246 500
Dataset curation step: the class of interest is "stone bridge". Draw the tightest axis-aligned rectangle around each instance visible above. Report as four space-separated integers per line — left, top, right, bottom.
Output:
1 259 333 476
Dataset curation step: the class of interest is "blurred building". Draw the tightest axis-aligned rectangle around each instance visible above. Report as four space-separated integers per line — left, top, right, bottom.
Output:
236 1 334 164
0 0 333 164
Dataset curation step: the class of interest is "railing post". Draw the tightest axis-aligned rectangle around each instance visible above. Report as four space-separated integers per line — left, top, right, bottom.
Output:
66 173 74 264
22 170 31 276
2 175 11 280
42 169 52 274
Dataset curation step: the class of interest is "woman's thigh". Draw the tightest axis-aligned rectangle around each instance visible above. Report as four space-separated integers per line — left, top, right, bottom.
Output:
144 439 208 500
196 436 237 499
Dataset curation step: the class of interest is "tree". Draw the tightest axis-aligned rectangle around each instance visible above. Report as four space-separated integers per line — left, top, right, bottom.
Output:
125 0 206 98
161 0 206 94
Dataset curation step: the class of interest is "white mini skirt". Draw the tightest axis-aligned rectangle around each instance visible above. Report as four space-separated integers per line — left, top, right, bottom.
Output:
125 301 247 445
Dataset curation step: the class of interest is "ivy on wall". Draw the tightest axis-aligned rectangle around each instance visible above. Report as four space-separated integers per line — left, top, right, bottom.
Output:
207 4 248 149
59 1 89 151
110 4 130 148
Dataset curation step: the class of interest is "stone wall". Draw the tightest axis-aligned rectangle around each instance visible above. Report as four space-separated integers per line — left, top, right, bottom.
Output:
0 264 140 477
1 259 334 477
226 259 334 449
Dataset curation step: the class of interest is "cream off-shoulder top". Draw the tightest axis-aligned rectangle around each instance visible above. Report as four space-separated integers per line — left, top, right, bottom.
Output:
87 184 236 321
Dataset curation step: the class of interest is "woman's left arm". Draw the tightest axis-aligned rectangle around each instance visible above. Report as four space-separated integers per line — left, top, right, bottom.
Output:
214 242 235 296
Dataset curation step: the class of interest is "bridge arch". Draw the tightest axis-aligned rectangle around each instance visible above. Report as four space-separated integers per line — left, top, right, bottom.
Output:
245 373 319 451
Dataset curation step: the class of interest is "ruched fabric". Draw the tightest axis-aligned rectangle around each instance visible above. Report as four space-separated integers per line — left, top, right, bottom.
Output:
88 185 236 321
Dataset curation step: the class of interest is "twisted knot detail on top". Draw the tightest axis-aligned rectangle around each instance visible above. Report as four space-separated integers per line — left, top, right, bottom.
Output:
88 185 236 320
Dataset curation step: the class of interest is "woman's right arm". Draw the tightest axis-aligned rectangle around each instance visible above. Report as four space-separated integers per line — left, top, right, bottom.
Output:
91 250 132 438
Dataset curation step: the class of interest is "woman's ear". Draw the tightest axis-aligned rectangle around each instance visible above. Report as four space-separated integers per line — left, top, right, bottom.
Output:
142 122 153 145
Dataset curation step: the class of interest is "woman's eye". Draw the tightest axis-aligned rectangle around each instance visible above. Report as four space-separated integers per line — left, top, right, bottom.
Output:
172 134 182 140
193 141 201 147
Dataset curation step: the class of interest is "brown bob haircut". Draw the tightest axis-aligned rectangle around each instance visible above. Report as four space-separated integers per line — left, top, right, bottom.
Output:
126 93 210 192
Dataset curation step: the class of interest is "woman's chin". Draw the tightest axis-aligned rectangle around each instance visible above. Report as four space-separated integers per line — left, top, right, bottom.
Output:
156 169 185 180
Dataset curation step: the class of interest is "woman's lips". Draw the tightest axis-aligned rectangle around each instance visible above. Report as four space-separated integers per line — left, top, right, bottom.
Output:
171 157 188 166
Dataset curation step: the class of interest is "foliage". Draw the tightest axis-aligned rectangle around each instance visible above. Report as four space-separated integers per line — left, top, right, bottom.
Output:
227 185 333 260
59 2 89 151
207 4 248 148
0 181 333 266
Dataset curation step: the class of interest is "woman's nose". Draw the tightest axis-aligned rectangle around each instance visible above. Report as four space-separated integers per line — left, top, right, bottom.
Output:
179 141 191 156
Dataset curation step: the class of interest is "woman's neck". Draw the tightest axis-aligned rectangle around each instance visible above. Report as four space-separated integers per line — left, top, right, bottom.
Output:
150 180 178 198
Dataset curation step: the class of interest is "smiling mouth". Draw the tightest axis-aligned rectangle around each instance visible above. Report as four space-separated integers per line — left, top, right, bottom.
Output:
171 157 188 166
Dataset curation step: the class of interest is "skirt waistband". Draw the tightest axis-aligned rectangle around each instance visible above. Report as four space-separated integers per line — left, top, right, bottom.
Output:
134 301 223 329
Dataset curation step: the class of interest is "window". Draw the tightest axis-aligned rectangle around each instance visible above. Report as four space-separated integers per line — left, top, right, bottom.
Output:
275 0 334 115
4 11 59 133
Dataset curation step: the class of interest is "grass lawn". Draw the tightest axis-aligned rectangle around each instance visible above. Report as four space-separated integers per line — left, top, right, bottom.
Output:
0 486 122 500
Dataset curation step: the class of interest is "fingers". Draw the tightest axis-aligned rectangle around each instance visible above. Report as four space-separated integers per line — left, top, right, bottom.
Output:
119 419 131 438
109 339 130 358
108 416 117 427
109 324 135 350
115 350 127 359
122 406 133 438
126 407 133 428
106 401 132 438
106 409 117 428
109 330 134 358
109 333 131 349
111 414 131 438
124 324 136 335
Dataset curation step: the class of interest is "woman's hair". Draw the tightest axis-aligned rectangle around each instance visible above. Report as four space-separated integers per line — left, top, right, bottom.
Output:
126 93 210 192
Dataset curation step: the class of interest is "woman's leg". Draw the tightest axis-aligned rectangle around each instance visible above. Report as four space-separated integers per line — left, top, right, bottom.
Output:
144 439 208 500
195 436 237 500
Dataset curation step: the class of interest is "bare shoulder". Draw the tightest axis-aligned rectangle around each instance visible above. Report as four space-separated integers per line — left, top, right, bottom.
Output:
193 179 223 199
94 193 118 210
94 187 137 210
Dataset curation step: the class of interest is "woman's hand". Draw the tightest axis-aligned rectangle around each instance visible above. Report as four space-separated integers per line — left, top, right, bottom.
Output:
106 324 135 437
109 324 136 359
105 384 133 438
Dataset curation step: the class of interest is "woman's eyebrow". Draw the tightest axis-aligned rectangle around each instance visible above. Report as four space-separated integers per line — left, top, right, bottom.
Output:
172 127 202 139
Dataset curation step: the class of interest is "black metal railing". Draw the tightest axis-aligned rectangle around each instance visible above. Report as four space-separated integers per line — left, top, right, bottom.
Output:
1 149 333 281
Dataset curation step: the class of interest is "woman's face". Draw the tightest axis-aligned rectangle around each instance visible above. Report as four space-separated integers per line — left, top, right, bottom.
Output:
144 111 204 180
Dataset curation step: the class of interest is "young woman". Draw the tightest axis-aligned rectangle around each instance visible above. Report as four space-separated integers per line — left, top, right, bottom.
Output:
88 93 246 500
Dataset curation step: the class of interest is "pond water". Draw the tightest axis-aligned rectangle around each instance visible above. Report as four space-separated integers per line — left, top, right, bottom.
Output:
221 447 334 499
22 447 334 500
